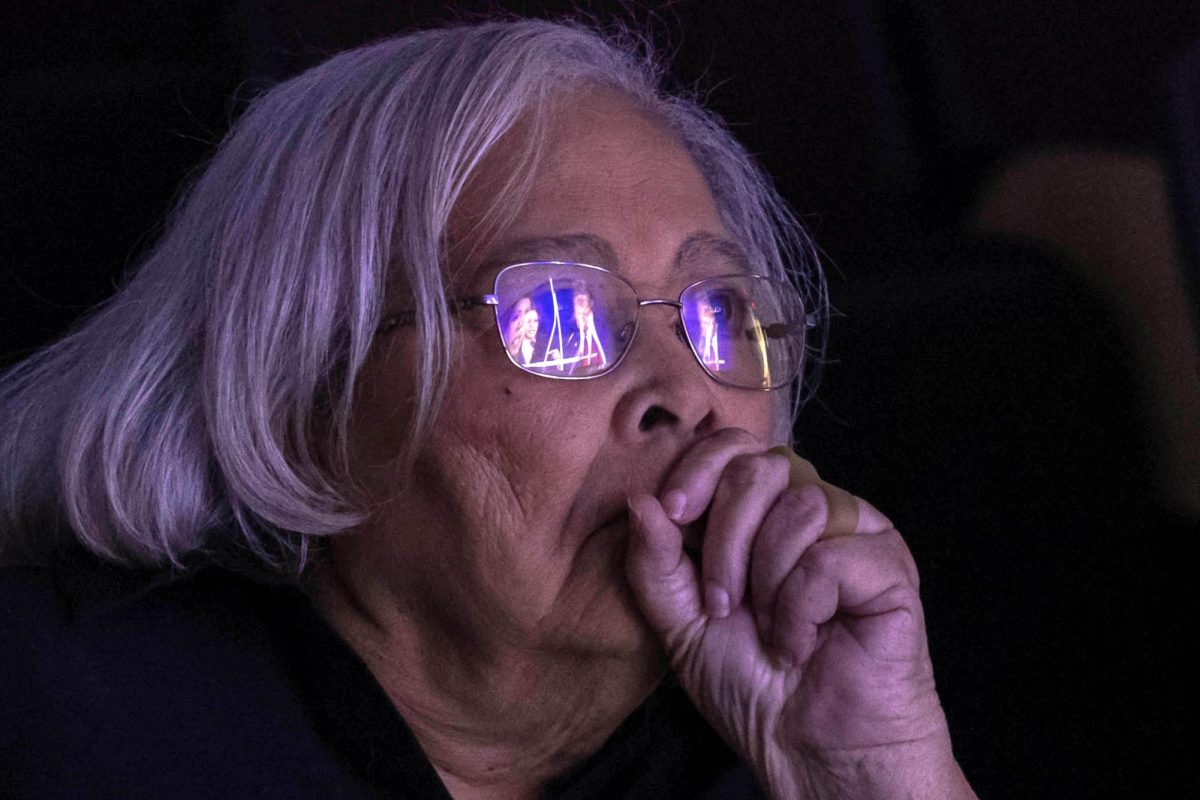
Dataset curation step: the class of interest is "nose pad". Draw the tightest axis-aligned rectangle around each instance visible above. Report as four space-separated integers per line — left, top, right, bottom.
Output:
629 315 699 369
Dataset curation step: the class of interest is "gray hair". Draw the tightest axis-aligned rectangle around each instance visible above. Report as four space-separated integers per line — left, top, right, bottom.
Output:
0 18 826 574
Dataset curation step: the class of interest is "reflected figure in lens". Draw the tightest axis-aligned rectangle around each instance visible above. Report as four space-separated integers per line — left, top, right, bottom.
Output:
512 309 541 366
505 296 561 369
568 289 606 372
697 298 723 371
504 296 534 357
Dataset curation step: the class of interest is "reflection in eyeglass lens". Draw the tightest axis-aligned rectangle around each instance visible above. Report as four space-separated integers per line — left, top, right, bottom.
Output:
682 281 789 389
684 287 751 373
694 298 723 371
503 296 543 366
501 272 614 375
496 264 802 388
568 287 607 372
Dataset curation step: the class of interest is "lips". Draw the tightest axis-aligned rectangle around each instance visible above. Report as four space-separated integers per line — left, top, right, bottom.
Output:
591 504 707 565
681 508 708 564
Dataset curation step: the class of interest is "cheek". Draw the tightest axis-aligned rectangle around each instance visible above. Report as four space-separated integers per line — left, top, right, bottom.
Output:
341 338 420 495
730 391 779 441
345 324 498 484
434 374 595 528
428 330 604 539
421 375 610 614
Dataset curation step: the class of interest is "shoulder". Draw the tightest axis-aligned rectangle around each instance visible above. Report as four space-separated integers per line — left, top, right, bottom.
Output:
0 556 374 799
0 555 296 665
0 556 301 735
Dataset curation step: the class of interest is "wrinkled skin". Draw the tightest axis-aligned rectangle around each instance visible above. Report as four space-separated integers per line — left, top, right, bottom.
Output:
315 89 975 799
625 431 973 799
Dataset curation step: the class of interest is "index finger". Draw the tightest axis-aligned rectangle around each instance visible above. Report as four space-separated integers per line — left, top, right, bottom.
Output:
657 428 771 523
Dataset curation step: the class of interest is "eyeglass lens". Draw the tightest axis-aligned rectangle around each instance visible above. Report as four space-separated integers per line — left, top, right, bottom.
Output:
493 262 804 389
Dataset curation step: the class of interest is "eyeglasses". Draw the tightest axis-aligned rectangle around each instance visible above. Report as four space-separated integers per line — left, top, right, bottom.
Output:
437 261 811 391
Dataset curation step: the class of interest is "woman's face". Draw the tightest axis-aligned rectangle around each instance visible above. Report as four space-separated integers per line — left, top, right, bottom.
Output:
573 292 592 324
506 296 533 340
521 310 539 341
339 91 774 665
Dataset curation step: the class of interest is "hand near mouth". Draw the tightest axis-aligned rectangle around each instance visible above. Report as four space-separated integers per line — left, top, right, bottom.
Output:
624 428 977 800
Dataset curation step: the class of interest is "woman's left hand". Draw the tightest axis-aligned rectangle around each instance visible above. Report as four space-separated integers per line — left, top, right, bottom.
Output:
624 428 976 800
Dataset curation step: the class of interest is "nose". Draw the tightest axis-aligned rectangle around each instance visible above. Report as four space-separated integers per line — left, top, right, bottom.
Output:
609 307 719 442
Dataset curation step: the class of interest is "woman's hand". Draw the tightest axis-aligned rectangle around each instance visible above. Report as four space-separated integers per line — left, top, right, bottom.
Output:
624 429 976 800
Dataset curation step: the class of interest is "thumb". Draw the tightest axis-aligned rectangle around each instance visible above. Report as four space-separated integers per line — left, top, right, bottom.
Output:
624 494 704 648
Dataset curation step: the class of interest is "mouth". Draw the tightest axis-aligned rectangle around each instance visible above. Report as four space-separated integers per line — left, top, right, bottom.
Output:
592 506 708 566
680 508 708 565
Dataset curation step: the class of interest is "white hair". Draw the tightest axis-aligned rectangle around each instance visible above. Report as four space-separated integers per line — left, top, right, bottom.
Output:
0 18 827 574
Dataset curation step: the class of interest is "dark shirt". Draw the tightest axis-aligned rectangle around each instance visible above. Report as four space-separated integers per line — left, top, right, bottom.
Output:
0 556 764 799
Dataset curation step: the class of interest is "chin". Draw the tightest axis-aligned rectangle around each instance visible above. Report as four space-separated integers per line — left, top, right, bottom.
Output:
546 521 669 672
559 572 665 670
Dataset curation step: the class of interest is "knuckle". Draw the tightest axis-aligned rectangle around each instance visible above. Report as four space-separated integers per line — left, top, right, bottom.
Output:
879 529 920 588
696 430 765 463
803 572 838 613
762 451 793 483
781 484 829 525
899 547 921 589
753 486 825 554
688 428 750 457
720 453 787 491
697 449 733 477
675 429 770 487
711 427 763 448
799 539 836 574
722 454 773 490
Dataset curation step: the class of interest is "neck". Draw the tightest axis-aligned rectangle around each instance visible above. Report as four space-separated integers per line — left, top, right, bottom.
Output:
309 560 663 800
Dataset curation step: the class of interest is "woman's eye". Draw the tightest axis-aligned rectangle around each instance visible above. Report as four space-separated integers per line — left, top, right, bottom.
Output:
709 291 746 327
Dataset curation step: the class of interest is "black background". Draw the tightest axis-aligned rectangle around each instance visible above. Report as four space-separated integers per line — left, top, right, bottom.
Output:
2 2 1199 797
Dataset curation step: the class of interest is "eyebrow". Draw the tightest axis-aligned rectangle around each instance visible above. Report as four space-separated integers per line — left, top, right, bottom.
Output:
471 231 755 288
468 234 618 288
674 233 755 275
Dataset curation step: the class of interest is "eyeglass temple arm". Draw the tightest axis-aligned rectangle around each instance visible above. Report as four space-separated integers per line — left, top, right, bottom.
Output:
376 294 498 333
751 313 819 340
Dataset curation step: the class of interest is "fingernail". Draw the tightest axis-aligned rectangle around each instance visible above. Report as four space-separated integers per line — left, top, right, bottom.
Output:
663 490 686 521
705 581 730 619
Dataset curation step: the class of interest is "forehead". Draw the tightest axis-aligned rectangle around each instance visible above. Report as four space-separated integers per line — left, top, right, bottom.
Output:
450 90 748 293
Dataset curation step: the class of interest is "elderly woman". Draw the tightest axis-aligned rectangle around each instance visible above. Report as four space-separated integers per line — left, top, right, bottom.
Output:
0 19 977 800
